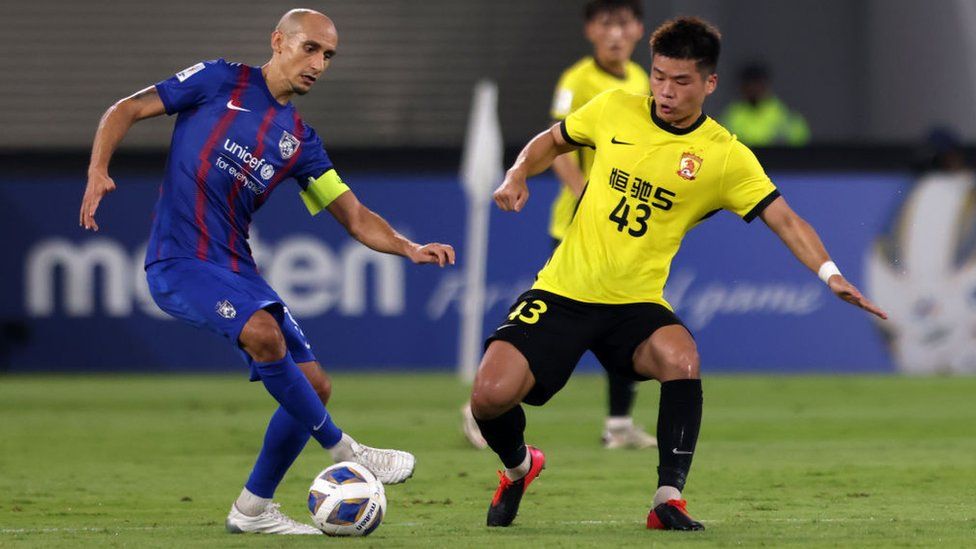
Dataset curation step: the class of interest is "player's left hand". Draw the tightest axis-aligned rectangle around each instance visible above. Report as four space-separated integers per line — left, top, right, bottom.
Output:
828 275 888 320
407 243 456 267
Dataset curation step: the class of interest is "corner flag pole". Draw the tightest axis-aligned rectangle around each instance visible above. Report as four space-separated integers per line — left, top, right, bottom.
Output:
458 80 503 383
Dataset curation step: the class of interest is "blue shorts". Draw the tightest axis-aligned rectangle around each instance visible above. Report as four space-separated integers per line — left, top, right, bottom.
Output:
146 258 316 379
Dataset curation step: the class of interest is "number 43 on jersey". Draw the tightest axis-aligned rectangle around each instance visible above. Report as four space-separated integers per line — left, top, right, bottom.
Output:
607 184 676 238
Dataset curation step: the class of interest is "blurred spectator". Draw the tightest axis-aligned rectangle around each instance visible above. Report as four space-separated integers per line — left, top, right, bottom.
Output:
912 126 971 173
866 126 976 375
720 63 810 146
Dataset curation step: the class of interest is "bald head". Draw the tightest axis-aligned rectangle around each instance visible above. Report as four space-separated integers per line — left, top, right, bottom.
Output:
264 9 339 101
276 8 335 36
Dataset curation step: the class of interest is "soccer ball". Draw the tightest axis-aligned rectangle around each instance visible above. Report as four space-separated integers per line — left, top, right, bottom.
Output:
307 462 386 536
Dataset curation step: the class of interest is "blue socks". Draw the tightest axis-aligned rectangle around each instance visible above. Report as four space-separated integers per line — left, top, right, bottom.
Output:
245 406 310 498
253 354 343 449
245 354 344 498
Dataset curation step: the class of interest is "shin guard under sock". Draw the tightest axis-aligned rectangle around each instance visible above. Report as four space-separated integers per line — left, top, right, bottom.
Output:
474 405 528 469
656 379 703 490
253 354 342 449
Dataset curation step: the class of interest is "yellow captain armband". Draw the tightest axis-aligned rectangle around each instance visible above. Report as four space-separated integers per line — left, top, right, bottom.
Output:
300 169 350 215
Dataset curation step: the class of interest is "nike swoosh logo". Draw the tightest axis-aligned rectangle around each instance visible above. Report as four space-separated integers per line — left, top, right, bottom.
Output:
611 136 634 145
312 417 328 431
672 448 693 455
497 323 519 330
226 100 251 112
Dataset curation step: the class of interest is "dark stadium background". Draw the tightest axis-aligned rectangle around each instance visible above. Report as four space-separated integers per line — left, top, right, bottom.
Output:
2 0 974 375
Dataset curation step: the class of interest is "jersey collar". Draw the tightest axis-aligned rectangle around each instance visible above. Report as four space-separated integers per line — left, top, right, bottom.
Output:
590 57 628 81
649 100 707 135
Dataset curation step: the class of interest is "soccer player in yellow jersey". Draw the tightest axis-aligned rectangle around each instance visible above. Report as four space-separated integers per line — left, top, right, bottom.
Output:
470 17 887 530
548 0 648 246
461 0 655 452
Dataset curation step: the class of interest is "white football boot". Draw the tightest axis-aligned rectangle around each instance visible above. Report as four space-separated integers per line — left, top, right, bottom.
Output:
226 502 322 535
601 417 658 450
331 434 416 484
461 402 489 450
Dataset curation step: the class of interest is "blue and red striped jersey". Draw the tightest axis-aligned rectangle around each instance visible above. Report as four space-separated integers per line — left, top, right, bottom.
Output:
147 59 333 272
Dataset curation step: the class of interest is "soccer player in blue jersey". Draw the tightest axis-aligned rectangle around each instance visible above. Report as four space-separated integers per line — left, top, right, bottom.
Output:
79 9 455 535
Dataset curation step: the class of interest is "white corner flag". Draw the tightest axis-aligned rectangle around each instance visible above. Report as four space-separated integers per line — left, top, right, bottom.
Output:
458 80 504 383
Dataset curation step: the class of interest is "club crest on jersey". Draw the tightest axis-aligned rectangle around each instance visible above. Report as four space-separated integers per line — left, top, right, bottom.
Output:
215 300 237 319
676 152 703 181
279 131 300 159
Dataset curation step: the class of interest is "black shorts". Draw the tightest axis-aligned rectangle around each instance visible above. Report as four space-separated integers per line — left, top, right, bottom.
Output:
485 289 689 406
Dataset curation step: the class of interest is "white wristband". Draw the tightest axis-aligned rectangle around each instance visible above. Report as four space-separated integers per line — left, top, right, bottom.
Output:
817 261 842 284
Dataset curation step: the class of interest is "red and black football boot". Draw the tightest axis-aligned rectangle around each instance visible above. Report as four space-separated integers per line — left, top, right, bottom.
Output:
486 445 546 527
646 499 704 531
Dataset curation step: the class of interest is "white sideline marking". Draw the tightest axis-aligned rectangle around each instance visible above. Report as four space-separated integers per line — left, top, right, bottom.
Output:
1 526 179 534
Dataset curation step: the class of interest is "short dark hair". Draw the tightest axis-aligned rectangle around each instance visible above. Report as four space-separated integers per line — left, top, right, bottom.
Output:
650 17 722 75
584 0 643 21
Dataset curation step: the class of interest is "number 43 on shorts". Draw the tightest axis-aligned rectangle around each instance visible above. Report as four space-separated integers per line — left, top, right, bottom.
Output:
509 299 548 324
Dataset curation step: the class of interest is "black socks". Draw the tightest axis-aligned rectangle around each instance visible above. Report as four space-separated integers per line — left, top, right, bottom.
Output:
656 379 703 490
474 405 527 469
607 372 637 417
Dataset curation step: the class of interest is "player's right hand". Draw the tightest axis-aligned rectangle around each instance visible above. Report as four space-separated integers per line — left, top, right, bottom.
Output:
493 172 529 212
407 242 456 267
80 171 117 231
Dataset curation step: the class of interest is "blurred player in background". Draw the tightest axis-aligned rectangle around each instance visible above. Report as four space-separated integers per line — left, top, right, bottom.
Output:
719 62 810 146
462 0 657 452
472 17 886 530
79 9 454 535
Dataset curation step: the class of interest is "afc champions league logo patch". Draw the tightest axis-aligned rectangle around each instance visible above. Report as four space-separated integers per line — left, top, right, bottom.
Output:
215 299 237 320
279 131 300 160
676 152 703 181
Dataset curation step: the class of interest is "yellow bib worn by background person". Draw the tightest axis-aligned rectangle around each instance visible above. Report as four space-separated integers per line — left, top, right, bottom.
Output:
548 57 649 241
720 96 810 146
534 89 779 306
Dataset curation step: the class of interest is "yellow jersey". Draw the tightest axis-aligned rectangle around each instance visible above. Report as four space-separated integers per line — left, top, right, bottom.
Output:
548 57 649 240
533 89 779 307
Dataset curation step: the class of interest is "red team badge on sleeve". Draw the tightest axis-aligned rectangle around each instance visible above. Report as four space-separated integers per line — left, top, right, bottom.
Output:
676 152 703 180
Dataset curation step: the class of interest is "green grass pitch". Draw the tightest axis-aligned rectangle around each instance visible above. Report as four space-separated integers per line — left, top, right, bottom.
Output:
1 372 974 547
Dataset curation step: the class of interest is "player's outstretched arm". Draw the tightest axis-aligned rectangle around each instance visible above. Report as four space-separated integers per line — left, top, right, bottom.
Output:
80 86 167 231
495 123 578 212
759 197 888 320
326 191 455 267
